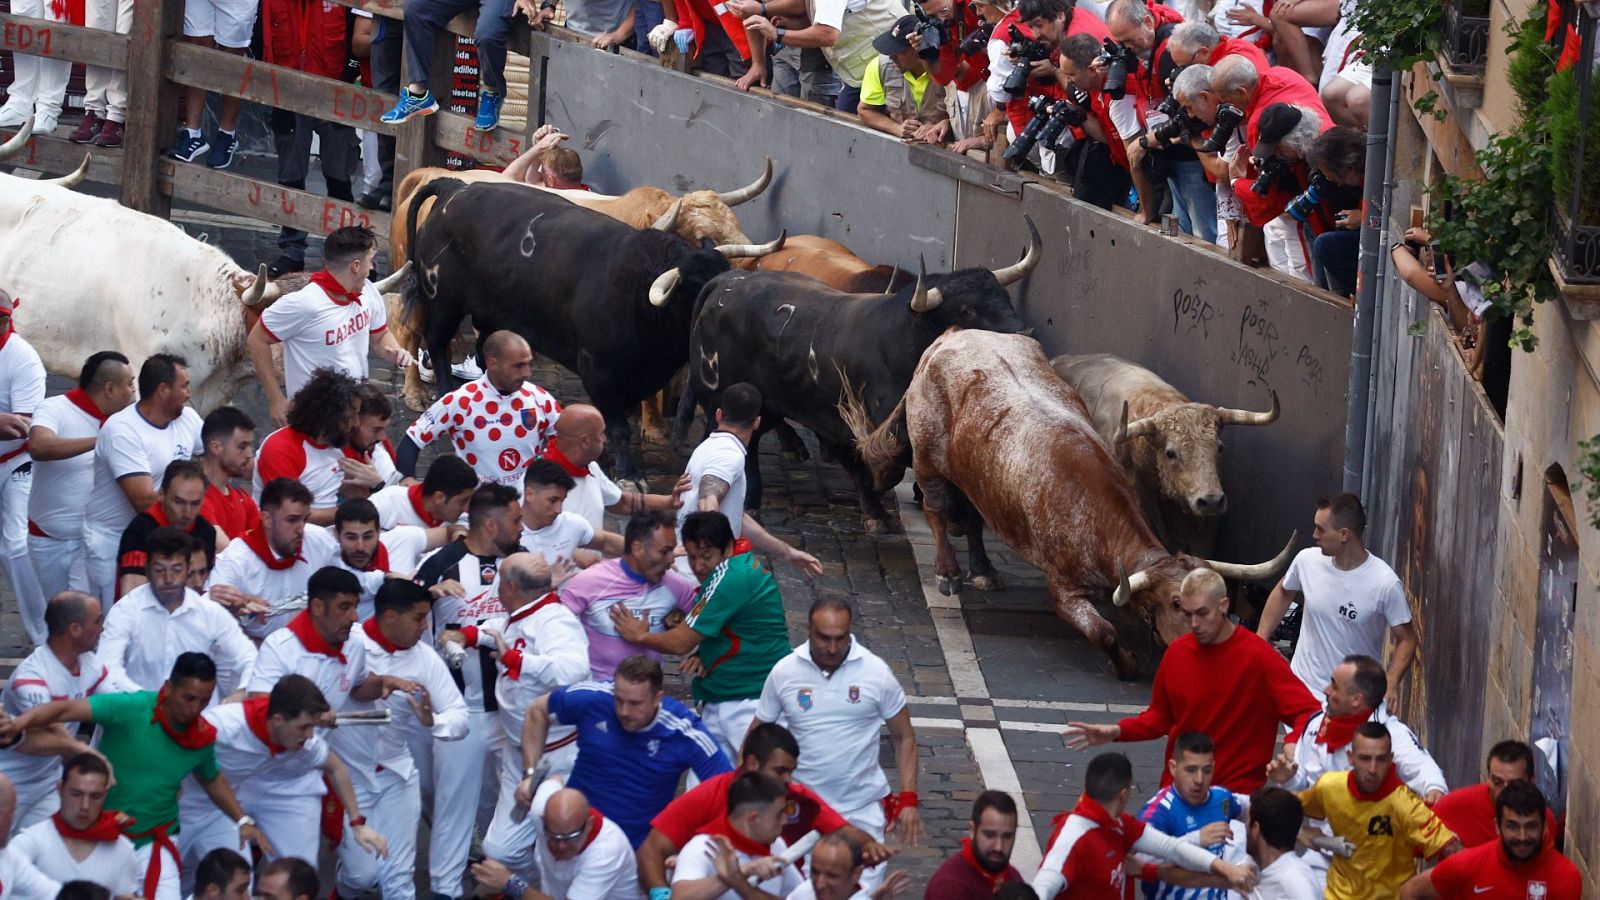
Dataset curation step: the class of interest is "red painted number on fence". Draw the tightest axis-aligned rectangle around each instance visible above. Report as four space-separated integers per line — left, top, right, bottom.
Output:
331 86 382 126
3 22 53 55
321 202 372 233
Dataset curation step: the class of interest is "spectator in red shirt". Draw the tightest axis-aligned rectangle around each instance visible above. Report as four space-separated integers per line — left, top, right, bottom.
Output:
1434 741 1561 850
987 0 1108 175
197 406 259 542
1063 568 1319 793
924 791 1026 898
909 0 989 90
1401 781 1582 900
1165 20 1268 73
636 722 889 895
1055 34 1136 211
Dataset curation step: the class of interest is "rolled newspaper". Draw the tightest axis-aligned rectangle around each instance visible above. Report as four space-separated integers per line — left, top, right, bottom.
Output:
334 709 392 726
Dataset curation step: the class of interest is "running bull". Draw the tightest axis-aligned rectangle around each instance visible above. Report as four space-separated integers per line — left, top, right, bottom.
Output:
400 178 784 483
1052 353 1279 558
850 330 1294 678
680 219 1041 532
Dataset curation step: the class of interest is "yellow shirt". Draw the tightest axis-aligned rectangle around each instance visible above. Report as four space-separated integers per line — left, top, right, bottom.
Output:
1299 771 1456 900
859 56 930 110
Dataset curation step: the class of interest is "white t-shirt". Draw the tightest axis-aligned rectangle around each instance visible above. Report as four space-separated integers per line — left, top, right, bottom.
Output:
83 405 204 536
675 833 801 900
529 780 641 900
252 426 346 507
806 0 906 87
248 619 369 714
1282 548 1410 700
520 512 594 563
0 843 62 900
11 819 140 895
678 431 748 538
335 525 431 619
0 647 119 804
26 393 105 539
404 377 560 487
755 638 908 813
1248 850 1321 900
97 583 258 696
258 278 389 398
561 462 624 533
370 483 446 531
340 624 470 790
787 883 871 900
208 525 340 638
0 333 45 465
205 700 329 794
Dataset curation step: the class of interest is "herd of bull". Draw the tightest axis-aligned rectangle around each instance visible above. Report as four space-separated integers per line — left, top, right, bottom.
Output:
0 121 1294 676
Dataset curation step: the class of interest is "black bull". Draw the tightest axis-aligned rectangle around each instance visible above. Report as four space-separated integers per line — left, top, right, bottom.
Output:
401 178 733 480
677 218 1042 531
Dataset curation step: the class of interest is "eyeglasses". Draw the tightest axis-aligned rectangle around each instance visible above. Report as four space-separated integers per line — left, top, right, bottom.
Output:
544 825 588 843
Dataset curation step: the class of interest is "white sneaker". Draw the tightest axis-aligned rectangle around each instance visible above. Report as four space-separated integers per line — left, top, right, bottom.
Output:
451 356 484 380
417 350 436 384
32 115 57 135
0 108 28 128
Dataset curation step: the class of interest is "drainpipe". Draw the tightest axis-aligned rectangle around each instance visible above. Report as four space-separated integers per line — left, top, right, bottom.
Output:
1343 66 1397 497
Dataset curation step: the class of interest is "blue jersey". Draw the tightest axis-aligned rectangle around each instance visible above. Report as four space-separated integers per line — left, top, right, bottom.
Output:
1138 785 1245 900
550 682 733 846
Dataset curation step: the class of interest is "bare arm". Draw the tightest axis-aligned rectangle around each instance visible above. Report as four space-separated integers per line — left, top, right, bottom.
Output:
307 505 338 527
27 425 95 461
858 103 908 137
115 474 159 517
197 770 274 856
1399 871 1440 900
372 330 414 368
638 829 679 890
319 752 390 856
884 708 924 844
610 608 705 656
1255 580 1295 639
583 529 625 557
696 474 731 513
1386 622 1418 704
246 322 288 426
0 699 95 743
740 515 824 577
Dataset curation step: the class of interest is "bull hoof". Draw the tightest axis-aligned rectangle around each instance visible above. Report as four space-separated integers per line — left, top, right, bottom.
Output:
863 517 887 535
948 519 968 538
641 424 672 447
969 572 1005 591
1110 649 1140 681
936 574 964 596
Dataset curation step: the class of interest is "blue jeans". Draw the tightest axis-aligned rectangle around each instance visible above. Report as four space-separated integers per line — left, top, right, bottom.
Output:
1313 229 1361 296
403 0 515 92
633 0 664 56
1166 158 1217 243
836 83 861 113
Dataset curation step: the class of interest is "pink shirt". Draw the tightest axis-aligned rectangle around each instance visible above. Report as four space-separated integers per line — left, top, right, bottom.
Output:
558 558 698 680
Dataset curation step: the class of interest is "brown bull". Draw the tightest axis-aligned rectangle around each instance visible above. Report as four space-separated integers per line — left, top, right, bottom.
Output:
851 330 1293 678
738 234 913 293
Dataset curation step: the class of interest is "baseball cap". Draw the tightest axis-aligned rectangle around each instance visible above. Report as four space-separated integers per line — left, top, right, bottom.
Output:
1252 103 1301 160
874 15 920 55
0 290 14 314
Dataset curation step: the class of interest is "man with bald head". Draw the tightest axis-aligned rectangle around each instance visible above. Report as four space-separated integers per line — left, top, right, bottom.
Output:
537 403 686 533
473 783 638 900
400 330 562 488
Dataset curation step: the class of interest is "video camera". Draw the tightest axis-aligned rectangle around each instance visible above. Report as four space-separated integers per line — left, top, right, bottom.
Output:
1097 38 1137 100
1197 102 1243 153
911 6 947 62
1002 24 1053 96
1002 91 1089 163
958 19 996 57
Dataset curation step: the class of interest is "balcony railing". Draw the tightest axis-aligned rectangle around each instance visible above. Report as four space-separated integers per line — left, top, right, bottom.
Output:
1552 2 1598 285
1441 0 1491 74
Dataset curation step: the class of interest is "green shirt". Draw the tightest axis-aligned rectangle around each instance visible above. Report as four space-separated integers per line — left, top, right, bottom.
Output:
685 552 792 703
89 691 220 845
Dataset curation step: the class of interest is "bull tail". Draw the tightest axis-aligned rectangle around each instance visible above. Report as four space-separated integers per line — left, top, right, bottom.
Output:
397 177 469 345
837 366 909 477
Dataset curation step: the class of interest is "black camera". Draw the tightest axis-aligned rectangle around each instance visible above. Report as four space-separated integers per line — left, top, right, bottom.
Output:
1002 93 1087 163
1002 25 1053 96
1138 94 1193 149
1250 154 1291 196
958 19 995 57
912 6 947 62
1098 39 1136 100
1198 102 1243 153
1285 167 1325 223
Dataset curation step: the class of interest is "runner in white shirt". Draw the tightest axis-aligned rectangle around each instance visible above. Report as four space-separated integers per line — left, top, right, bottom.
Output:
1244 787 1321 900
784 831 908 900
26 352 135 614
1257 494 1417 704
176 675 386 873
370 455 478 532
0 844 60 900
0 292 47 646
472 782 638 900
339 580 470 900
331 499 445 618
519 460 622 564
752 598 923 889
9 754 139 895
0 592 125 832
337 383 405 503
207 478 339 638
539 404 687 532
399 331 560 488
81 354 205 606
98 529 257 697
672 772 803 900
252 368 365 525
246 226 413 427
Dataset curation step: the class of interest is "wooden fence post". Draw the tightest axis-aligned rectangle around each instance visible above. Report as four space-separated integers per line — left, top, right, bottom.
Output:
121 0 182 214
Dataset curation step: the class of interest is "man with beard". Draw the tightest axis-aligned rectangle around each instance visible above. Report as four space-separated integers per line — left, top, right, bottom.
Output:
330 499 446 619
253 368 363 526
924 791 1025 896
337 383 404 500
207 478 339 637
1401 781 1581 899
196 407 258 541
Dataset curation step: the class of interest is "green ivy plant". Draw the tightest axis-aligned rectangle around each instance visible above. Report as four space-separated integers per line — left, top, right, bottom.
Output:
1579 435 1600 531
1349 0 1442 70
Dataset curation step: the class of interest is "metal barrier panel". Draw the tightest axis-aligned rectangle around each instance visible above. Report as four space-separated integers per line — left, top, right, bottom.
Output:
954 180 1355 566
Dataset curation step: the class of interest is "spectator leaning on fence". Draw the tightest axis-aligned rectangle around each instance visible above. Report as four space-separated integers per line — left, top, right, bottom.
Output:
858 17 953 143
740 0 907 113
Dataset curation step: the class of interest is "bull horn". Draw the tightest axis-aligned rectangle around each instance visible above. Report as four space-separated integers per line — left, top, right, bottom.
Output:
650 199 683 232
1216 389 1280 427
42 153 91 188
0 116 34 161
991 215 1042 286
372 261 412 294
240 264 282 307
715 230 786 259
1112 562 1152 608
884 266 899 294
1204 529 1300 582
715 157 773 207
1113 400 1158 447
908 256 943 313
648 267 682 307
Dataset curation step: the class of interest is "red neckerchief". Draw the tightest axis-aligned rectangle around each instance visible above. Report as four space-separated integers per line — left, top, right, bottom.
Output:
65 388 108 424
287 610 347 664
241 527 301 571
1069 793 1125 833
407 483 442 527
509 592 562 624
959 837 1012 888
578 807 605 852
242 696 287 755
149 687 218 750
1348 766 1404 802
309 270 363 306
342 445 370 463
52 810 125 843
362 617 403 654
0 322 12 352
541 439 589 478
699 813 773 857
146 503 197 534
351 540 390 573
1314 708 1374 753
731 538 753 557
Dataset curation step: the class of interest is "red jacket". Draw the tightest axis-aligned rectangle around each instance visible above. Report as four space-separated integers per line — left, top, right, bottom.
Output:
1243 65 1332 153
930 0 990 91
1208 35 1269 74
1001 7 1108 137
262 0 349 79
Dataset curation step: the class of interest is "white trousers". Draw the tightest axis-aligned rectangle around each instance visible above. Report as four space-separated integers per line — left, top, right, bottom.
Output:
83 523 119 608
697 698 760 765
482 734 578 879
406 708 501 897
337 768 421 900
134 838 182 900
84 0 135 121
0 0 71 121
0 463 45 646
1264 214 1313 282
178 784 320 879
28 531 88 606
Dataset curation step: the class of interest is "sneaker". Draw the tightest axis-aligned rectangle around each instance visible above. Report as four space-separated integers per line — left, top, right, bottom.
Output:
206 131 238 169
417 350 436 384
451 355 484 381
31 114 57 135
267 256 304 278
379 88 439 125
356 189 392 212
473 89 502 132
169 129 208 162
90 120 124 148
0 108 28 128
69 113 102 144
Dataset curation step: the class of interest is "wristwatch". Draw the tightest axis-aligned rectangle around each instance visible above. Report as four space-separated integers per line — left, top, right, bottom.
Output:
774 26 787 48
348 815 368 827
235 815 255 828
524 765 541 780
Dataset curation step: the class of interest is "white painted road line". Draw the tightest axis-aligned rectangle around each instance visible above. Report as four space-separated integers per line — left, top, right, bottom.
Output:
894 480 1044 875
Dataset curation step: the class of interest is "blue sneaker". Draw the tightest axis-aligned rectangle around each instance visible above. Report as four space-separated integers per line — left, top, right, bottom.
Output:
474 89 502 132
169 129 209 163
206 130 238 169
380 88 439 125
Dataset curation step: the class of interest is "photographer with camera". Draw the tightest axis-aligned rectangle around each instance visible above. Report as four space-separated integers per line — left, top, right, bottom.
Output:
909 0 1003 147
1302 125 1364 297
858 16 954 141
1046 33 1138 210
742 0 906 112
985 0 1108 173
1167 20 1266 74
1227 102 1335 282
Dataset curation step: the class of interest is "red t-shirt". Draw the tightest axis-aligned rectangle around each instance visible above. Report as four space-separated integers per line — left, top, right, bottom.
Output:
200 483 260 540
1001 7 1109 136
650 771 849 848
1208 37 1270 74
931 0 989 91
924 839 1024 898
1243 66 1332 153
1427 839 1582 899
261 0 349 80
1039 796 1147 900
1433 784 1561 850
